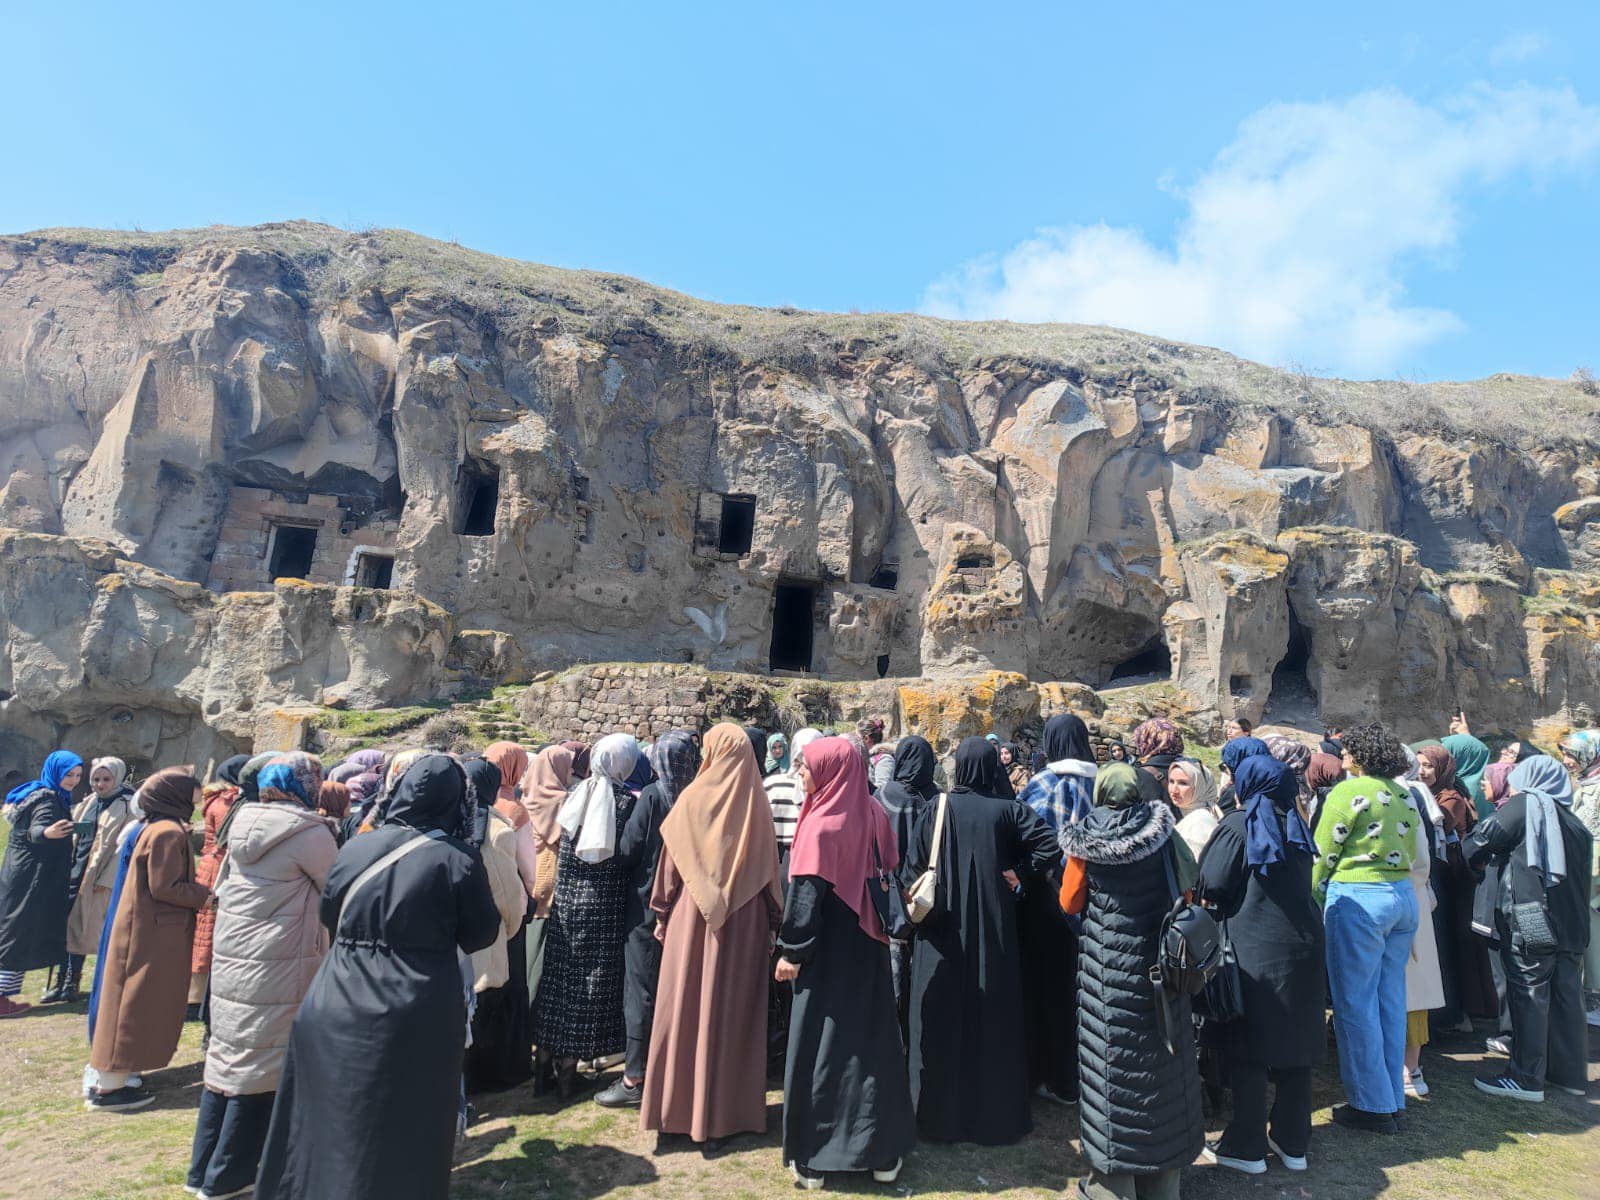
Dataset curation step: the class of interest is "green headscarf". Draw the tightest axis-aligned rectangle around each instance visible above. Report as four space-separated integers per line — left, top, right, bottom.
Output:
1441 733 1491 820
1092 762 1144 809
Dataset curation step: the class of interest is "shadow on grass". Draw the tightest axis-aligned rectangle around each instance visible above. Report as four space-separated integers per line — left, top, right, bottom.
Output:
452 1134 659 1199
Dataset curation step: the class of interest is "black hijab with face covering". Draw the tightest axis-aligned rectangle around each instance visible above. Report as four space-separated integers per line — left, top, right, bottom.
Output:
951 736 1011 798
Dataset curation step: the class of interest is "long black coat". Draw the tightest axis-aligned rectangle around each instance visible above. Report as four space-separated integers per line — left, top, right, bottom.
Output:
780 876 917 1172
1196 809 1325 1067
902 789 1060 1145
615 780 672 1056
254 826 499 1200
1061 802 1205 1176
1467 794 1594 952
0 789 73 972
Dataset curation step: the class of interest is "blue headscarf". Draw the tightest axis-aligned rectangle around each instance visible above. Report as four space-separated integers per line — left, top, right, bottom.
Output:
1234 755 1315 875
1220 737 1272 775
1510 754 1574 888
624 751 653 795
256 762 310 806
6 750 84 806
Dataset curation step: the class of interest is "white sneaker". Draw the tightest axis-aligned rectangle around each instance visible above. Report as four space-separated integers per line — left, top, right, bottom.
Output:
790 1161 824 1190
871 1158 903 1184
1266 1135 1307 1171
1405 1068 1430 1098
1201 1144 1265 1175
1484 1035 1511 1056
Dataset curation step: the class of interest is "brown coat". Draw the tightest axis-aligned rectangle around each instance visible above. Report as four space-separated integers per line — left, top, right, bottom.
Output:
90 821 211 1074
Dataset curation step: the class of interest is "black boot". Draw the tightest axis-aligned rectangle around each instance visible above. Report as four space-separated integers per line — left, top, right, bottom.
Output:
532 1053 556 1098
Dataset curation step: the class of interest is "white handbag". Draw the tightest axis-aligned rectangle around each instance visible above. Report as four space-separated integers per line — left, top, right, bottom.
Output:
905 792 948 923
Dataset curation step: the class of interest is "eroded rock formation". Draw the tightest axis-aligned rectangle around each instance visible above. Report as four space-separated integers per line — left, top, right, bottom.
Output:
3 220 1599 782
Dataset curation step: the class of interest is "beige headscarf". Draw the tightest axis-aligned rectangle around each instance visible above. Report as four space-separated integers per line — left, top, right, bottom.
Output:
658 723 782 932
520 745 574 849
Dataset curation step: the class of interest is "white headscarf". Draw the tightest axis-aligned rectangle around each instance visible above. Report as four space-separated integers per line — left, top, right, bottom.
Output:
788 728 825 776
558 733 640 863
91 756 129 791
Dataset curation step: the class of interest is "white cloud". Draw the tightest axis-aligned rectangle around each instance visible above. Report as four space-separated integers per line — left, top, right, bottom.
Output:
922 85 1600 376
1492 32 1547 65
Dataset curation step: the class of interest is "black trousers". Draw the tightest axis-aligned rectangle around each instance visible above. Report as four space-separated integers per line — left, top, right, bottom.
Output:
622 935 661 1081
1503 943 1586 1091
1215 1062 1311 1162
187 1087 275 1196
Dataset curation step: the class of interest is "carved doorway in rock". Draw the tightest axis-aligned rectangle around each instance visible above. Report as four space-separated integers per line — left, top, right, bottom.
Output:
769 581 816 672
1265 604 1318 725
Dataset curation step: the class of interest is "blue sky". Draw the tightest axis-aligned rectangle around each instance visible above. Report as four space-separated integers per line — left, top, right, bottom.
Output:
5 2 1598 381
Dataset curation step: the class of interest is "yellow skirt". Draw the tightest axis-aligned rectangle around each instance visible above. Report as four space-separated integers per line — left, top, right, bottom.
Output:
1406 1009 1430 1050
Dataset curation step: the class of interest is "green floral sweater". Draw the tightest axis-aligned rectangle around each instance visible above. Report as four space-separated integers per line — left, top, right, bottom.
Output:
1312 775 1418 902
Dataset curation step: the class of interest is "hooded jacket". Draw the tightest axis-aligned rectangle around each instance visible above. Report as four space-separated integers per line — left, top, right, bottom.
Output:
205 802 338 1095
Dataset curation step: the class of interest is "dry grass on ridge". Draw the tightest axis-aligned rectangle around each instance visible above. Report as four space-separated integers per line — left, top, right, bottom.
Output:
0 967 1596 1200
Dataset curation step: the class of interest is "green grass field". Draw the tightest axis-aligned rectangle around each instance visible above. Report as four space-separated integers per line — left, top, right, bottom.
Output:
0 968 1594 1200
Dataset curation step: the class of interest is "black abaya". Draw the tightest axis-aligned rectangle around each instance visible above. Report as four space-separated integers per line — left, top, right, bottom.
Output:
465 919 533 1092
780 876 917 1173
614 779 673 1077
0 788 73 972
255 757 500 1200
901 761 1061 1145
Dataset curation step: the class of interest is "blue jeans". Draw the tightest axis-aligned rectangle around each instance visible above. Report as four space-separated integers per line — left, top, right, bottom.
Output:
1325 879 1418 1114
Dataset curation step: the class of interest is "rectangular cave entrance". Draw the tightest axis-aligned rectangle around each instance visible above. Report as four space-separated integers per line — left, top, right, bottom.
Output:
718 494 756 555
267 523 318 581
769 581 817 672
458 461 500 537
353 551 394 590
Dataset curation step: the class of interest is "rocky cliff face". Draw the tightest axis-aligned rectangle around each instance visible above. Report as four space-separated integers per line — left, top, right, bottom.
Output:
2 221 1598 782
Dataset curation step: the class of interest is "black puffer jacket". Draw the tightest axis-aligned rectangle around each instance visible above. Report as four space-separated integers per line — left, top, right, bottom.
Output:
1060 801 1204 1175
0 788 74 972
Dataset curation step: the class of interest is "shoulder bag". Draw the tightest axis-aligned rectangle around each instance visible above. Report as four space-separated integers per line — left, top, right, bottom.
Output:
868 835 914 941
905 792 948 924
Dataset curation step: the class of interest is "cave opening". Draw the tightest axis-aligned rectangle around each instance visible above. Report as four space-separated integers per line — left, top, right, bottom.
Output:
1267 604 1317 717
267 523 318 581
458 462 500 537
1108 635 1172 684
353 551 394 590
769 581 816 672
718 494 756 556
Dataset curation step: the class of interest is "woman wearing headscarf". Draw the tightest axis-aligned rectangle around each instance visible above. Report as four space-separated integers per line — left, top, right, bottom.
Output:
533 733 642 1098
743 727 769 778
765 727 822 868
903 737 1061 1146
1556 730 1600 1027
87 768 210 1109
1465 755 1594 1102
778 735 916 1188
191 759 248 1019
560 740 592 779
875 735 938 1038
0 750 84 1016
519 744 575 1027
50 756 138 1005
187 762 337 1198
1306 751 1346 831
1001 742 1031 798
1313 723 1418 1134
1397 746 1449 1087
1264 734 1314 818
460 756 534 1095
1218 735 1272 815
596 731 700 1109
640 725 781 1147
1441 728 1492 819
1059 764 1204 1199
316 780 351 823
765 731 791 777
1197 757 1324 1175
1416 743 1498 1031
256 756 498 1199
1017 714 1098 1107
1169 757 1222 861
1132 717 1185 798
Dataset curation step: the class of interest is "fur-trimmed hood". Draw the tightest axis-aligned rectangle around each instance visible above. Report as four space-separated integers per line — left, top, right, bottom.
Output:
1047 758 1098 780
1058 800 1174 865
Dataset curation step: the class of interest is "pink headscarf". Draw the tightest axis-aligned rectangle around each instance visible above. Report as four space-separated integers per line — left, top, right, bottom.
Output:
1484 761 1515 808
788 735 897 944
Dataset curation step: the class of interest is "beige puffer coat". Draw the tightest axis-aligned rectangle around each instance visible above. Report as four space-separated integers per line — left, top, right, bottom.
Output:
204 802 338 1096
470 809 529 992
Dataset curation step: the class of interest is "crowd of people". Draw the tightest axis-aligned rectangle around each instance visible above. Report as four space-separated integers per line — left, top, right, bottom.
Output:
0 708 1594 1199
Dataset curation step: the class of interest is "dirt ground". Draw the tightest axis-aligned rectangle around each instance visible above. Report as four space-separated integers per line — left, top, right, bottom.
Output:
1 969 1596 1200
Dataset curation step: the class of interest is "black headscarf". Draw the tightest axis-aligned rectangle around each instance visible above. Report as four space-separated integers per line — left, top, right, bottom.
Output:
952 736 1011 797
460 757 502 847
1043 713 1092 764
890 736 939 801
215 754 250 788
386 754 471 839
743 726 769 771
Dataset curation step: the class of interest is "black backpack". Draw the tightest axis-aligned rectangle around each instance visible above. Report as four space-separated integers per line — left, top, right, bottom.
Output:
1149 843 1223 1054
